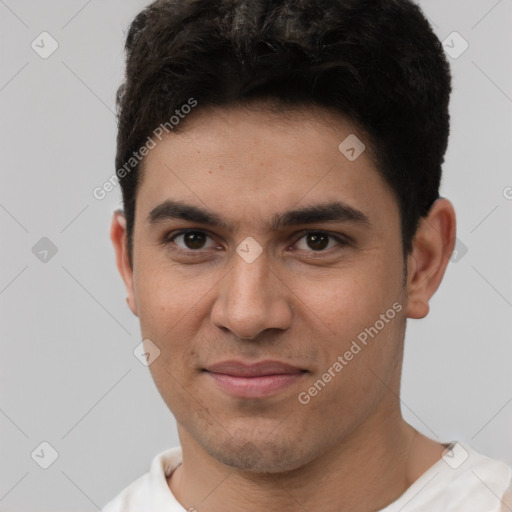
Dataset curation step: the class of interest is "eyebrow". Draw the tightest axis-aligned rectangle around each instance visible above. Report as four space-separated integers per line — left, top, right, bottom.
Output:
147 199 371 232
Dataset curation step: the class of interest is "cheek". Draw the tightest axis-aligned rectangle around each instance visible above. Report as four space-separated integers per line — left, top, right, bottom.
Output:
295 251 405 399
133 260 209 336
300 308 405 429
132 264 206 409
293 257 402 336
132 262 220 376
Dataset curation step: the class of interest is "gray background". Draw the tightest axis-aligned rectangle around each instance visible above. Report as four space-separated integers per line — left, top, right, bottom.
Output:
0 0 511 510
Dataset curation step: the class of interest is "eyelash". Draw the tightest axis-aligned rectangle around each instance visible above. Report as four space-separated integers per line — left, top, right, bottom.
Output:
162 229 350 259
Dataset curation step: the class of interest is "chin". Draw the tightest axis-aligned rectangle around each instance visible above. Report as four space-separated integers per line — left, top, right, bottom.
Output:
199 432 314 473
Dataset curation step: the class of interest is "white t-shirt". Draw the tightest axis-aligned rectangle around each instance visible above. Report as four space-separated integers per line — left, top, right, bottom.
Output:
102 441 512 511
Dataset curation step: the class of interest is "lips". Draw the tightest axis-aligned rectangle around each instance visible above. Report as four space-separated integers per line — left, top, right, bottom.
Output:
204 360 305 377
203 360 306 398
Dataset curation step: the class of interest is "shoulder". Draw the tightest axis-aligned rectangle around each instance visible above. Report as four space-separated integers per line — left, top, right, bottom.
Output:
101 446 183 512
424 441 512 510
381 441 512 512
101 472 152 512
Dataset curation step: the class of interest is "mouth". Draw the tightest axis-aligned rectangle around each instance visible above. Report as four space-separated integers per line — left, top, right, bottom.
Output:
203 360 307 399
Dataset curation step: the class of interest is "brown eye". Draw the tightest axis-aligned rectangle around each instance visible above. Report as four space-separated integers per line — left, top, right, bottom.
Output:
183 231 207 249
168 230 217 251
293 231 348 255
306 233 329 251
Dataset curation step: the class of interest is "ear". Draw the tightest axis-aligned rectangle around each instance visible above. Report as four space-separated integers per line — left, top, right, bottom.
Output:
406 198 457 319
110 210 138 316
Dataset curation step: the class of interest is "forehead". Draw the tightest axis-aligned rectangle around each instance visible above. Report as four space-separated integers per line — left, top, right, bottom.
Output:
135 104 398 232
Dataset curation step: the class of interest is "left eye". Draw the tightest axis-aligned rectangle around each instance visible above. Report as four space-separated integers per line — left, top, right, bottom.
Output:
294 232 347 252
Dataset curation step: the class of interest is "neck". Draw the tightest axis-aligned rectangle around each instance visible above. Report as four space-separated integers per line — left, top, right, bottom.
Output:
168 408 444 512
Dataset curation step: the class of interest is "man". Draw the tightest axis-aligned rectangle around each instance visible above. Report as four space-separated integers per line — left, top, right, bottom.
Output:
104 0 512 510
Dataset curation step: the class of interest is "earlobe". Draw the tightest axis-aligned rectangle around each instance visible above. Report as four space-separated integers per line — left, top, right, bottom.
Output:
110 210 138 317
405 198 456 319
406 251 431 319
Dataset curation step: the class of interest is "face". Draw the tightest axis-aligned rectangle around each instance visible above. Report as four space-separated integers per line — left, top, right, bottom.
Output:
123 104 410 472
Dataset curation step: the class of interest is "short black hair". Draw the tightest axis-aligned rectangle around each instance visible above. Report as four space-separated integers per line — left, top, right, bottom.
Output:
115 0 452 265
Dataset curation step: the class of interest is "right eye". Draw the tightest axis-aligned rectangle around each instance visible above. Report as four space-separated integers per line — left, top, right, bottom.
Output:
165 230 220 253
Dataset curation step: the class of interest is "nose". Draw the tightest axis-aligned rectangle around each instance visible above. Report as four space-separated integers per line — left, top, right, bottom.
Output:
210 247 293 340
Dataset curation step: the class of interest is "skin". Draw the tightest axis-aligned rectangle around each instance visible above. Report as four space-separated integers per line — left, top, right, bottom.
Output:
111 103 457 512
